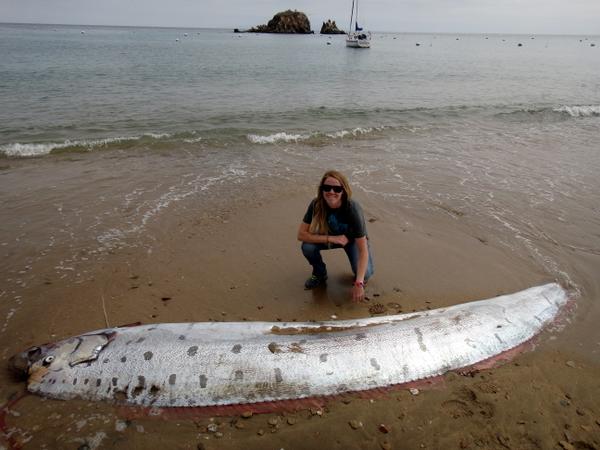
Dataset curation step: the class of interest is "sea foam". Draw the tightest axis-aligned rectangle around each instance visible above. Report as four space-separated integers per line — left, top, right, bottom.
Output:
553 105 600 117
246 132 311 144
0 134 170 157
325 127 380 138
247 127 381 145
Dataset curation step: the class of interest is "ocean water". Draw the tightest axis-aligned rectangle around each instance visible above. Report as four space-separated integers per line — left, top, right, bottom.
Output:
1 23 598 156
1 23 600 354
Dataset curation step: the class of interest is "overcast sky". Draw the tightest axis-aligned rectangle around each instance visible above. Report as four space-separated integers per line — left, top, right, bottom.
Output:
3 0 600 34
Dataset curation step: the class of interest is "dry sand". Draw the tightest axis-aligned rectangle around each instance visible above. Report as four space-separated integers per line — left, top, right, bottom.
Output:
1 170 599 449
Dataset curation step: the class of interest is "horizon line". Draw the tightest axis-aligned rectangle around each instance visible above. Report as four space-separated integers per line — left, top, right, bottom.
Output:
1 22 599 37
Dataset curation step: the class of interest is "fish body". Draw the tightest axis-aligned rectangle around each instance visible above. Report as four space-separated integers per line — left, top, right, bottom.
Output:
11 283 567 407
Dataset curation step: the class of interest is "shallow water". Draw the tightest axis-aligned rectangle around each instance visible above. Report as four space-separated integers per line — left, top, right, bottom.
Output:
1 24 598 153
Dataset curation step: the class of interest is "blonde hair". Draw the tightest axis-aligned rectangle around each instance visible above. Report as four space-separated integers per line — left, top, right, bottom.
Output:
309 170 353 234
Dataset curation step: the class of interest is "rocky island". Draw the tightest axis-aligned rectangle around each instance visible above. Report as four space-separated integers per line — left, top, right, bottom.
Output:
243 10 313 34
320 20 345 34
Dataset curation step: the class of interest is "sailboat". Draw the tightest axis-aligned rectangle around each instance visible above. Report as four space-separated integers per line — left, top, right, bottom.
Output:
346 0 371 48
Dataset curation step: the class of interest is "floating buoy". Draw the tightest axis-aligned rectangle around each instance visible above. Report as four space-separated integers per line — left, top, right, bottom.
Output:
518 43 522 47
592 43 596 47
175 38 180 42
416 43 420 46
326 42 331 45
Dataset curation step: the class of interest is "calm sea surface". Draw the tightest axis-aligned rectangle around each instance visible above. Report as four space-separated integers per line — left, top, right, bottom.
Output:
1 23 600 356
1 23 598 154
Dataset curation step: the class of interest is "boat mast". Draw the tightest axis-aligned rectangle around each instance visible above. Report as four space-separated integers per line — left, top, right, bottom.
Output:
349 0 355 33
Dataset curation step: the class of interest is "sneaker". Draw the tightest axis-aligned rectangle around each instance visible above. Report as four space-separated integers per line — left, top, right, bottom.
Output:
304 274 328 290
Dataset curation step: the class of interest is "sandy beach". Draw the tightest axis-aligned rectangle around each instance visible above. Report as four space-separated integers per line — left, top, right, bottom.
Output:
2 149 599 449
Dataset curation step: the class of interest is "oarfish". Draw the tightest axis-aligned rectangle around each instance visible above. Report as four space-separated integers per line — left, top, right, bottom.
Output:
9 283 567 407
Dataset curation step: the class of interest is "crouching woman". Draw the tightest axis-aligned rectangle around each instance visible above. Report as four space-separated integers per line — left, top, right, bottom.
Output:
297 170 374 302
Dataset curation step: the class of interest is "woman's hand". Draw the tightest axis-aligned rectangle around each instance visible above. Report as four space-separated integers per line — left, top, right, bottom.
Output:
352 283 365 302
329 234 349 246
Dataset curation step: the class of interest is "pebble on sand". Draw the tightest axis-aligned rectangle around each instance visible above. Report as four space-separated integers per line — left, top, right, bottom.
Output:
378 423 390 433
349 420 363 429
369 303 387 314
310 407 323 416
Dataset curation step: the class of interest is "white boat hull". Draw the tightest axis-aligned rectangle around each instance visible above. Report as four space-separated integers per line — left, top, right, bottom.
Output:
346 32 371 48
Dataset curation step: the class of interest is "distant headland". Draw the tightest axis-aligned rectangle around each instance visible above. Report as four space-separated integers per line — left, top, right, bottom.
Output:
245 10 312 34
320 20 345 34
234 10 345 35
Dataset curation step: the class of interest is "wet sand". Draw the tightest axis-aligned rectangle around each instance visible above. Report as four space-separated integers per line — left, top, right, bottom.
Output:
1 153 600 449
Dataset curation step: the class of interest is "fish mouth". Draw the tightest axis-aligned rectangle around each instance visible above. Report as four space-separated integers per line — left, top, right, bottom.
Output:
8 347 42 380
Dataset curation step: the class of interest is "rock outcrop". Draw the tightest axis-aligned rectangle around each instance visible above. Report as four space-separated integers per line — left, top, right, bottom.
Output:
247 10 312 34
320 20 345 34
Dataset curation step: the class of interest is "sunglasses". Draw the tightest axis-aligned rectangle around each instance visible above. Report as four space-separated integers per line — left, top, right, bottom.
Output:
321 184 344 193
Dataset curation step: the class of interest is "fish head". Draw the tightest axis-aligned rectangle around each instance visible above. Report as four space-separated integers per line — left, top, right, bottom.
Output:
9 332 115 384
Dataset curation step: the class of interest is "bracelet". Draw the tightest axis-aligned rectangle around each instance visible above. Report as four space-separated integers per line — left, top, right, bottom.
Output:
354 280 364 288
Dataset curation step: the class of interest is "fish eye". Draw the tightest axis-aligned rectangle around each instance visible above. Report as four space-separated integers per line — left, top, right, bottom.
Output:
43 355 55 365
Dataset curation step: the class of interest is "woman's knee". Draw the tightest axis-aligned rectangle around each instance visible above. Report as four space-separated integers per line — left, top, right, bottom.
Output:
301 242 321 258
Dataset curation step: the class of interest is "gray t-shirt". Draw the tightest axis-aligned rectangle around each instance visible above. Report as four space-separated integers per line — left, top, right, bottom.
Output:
302 198 367 239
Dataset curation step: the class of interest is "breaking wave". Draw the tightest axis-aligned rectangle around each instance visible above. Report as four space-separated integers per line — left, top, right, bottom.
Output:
246 132 312 144
246 127 383 145
0 133 172 158
496 104 600 121
324 127 383 138
553 105 600 117
4 103 597 158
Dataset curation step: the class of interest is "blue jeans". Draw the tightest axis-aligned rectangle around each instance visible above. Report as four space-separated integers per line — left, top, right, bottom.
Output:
301 240 374 280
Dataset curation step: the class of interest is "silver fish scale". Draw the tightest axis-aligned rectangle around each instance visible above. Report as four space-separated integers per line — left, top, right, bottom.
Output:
27 283 567 407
